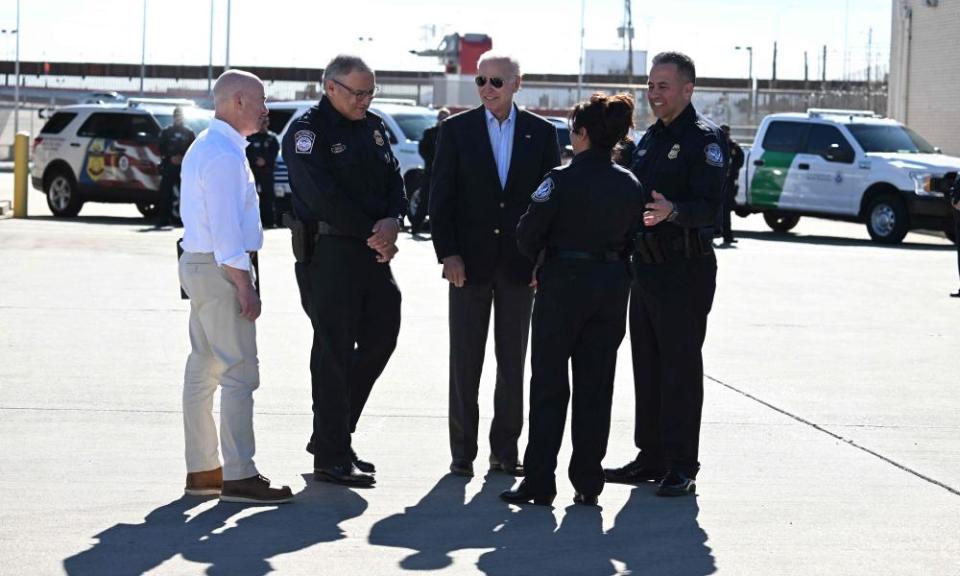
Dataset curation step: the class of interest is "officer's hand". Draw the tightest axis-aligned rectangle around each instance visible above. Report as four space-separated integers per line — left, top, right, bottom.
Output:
953 199 960 212
643 190 675 226
237 285 262 322
256 158 266 167
172 155 183 166
529 265 539 289
368 218 401 253
442 255 467 288
375 243 399 264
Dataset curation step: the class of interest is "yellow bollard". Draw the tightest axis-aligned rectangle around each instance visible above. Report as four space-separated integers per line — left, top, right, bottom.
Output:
13 131 29 218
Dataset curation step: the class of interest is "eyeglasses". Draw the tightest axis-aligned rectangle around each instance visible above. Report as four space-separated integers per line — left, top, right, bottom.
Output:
331 78 379 101
475 75 506 89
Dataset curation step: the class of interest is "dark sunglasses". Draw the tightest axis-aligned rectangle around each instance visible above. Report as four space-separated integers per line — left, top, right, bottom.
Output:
474 75 506 89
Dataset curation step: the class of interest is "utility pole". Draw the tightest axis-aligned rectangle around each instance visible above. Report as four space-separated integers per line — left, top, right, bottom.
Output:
866 27 873 109
771 41 778 87
576 0 585 102
139 0 147 95
822 45 827 83
804 50 809 90
622 0 635 87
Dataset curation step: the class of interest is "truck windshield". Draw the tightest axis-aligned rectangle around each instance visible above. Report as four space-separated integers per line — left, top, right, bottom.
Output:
846 124 936 154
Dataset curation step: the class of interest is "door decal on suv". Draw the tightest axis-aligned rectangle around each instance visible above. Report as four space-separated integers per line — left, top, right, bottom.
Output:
80 139 161 190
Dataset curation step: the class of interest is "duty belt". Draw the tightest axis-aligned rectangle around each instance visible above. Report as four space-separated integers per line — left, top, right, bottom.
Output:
633 229 713 264
545 248 626 262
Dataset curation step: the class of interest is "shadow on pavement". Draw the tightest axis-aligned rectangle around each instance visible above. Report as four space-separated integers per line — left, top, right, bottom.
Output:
62 474 368 576
734 229 954 251
370 476 715 576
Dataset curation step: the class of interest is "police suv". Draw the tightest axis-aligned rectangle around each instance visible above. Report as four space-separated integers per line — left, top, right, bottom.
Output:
30 99 212 218
735 109 957 244
267 99 439 225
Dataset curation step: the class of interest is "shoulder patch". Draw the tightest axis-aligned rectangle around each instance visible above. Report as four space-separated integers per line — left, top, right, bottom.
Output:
294 130 316 154
704 143 724 167
531 177 555 203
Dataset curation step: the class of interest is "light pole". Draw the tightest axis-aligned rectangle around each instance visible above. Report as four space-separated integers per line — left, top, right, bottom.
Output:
207 0 214 97
13 0 20 135
225 0 231 70
735 45 754 121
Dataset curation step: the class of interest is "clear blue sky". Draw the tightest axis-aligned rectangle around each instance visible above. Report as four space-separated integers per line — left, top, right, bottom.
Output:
0 0 891 80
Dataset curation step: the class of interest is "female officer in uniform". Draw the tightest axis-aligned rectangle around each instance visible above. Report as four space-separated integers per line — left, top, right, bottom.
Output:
500 93 643 506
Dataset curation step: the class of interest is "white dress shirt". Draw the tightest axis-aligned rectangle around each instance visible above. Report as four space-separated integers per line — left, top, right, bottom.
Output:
180 118 263 271
485 104 517 189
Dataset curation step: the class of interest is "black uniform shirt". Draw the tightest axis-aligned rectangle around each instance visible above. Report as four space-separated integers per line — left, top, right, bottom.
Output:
631 104 727 234
282 96 406 239
158 125 196 164
517 147 643 261
246 131 280 174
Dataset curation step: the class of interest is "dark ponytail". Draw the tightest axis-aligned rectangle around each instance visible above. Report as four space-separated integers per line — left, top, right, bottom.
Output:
569 92 635 153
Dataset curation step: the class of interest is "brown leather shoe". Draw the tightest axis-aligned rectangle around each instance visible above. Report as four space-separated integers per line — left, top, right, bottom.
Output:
184 467 223 496
220 474 293 504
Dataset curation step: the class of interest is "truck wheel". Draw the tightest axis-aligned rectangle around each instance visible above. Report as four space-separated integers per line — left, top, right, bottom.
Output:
136 202 159 218
763 213 800 233
45 169 83 217
866 195 908 244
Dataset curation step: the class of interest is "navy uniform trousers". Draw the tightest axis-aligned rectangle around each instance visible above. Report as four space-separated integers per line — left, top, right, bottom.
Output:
295 236 401 469
523 258 632 497
630 254 717 477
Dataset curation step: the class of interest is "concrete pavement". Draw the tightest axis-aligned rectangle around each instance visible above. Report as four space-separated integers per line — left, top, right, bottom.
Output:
1 181 958 575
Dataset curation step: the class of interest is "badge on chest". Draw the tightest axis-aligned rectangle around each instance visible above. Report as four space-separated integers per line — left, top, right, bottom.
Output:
667 144 680 160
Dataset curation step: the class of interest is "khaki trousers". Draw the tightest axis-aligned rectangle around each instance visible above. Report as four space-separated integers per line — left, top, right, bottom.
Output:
178 252 259 481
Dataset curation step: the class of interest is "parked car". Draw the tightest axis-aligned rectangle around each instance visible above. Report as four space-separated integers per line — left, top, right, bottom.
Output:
30 98 211 219
735 108 958 244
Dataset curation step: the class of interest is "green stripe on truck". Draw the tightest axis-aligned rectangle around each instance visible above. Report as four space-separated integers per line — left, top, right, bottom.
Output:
749 151 796 208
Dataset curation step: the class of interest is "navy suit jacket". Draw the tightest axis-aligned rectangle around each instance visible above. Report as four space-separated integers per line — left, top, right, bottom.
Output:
429 106 561 285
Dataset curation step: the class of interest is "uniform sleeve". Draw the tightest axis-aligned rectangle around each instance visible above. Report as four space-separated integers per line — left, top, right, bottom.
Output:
429 121 460 261
516 175 561 261
282 122 375 238
674 131 726 228
380 121 407 220
266 135 279 171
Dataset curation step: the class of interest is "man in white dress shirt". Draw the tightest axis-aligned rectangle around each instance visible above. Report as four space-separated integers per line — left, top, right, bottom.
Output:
178 69 293 504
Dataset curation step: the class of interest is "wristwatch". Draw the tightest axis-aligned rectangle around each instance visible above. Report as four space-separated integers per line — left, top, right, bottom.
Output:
666 204 679 223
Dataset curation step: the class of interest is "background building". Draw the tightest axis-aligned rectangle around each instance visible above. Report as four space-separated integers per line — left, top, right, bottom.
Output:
888 0 960 155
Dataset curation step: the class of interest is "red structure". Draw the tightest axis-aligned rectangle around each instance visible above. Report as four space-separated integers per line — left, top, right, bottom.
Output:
413 33 492 75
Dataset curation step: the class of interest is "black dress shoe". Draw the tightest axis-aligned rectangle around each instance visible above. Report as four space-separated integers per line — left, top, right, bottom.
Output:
573 492 598 505
489 459 525 476
449 460 474 477
499 481 555 506
604 458 665 484
307 442 375 474
656 471 696 497
350 448 375 474
314 464 376 488
950 289 960 298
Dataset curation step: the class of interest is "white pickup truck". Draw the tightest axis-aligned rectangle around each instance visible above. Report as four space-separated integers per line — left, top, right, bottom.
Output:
734 109 957 244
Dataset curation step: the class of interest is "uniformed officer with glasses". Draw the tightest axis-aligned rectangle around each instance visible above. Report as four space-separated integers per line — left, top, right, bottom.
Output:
283 54 406 488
